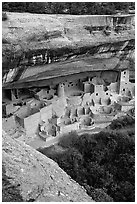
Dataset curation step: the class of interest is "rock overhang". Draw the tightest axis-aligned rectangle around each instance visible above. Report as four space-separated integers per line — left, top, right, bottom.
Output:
2 12 135 68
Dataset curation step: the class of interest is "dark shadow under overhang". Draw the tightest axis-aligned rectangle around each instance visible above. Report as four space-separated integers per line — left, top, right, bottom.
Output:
3 56 129 89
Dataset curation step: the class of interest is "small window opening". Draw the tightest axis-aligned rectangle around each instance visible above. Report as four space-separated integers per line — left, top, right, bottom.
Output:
123 88 125 91
96 93 98 96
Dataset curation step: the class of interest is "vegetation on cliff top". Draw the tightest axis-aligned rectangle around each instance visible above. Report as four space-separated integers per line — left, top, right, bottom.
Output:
38 115 135 202
2 2 135 15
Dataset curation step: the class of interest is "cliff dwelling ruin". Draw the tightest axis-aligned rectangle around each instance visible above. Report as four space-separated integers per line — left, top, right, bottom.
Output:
2 13 135 146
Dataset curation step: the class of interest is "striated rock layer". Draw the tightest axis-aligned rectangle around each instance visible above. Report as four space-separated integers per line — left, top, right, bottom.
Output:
2 130 94 202
2 12 135 90
2 12 134 70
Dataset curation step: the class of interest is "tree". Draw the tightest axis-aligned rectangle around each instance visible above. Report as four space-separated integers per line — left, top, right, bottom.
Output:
2 2 135 15
38 115 135 202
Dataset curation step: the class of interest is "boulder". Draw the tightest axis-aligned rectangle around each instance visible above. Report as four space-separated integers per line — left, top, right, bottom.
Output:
2 130 94 202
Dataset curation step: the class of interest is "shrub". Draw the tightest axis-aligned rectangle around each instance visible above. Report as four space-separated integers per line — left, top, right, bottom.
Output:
89 188 114 202
109 115 135 130
2 12 8 21
58 131 79 148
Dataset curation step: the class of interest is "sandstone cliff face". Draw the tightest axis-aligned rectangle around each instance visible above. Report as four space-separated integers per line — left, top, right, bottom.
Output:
2 131 94 202
2 12 135 71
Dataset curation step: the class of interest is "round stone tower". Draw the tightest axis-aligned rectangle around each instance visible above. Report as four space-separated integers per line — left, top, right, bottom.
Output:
57 83 65 97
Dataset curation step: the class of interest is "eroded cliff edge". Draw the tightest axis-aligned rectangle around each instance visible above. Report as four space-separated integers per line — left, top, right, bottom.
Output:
2 130 94 202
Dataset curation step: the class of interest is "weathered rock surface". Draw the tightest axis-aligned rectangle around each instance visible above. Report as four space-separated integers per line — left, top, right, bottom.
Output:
2 12 135 70
2 130 94 202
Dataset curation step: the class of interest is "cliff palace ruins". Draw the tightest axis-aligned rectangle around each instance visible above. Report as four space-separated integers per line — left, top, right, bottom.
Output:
2 13 135 146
